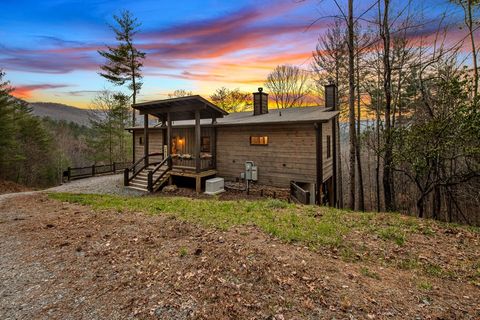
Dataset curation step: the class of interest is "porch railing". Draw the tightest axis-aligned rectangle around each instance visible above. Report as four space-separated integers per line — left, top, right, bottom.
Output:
147 155 172 192
123 152 164 186
290 181 311 205
171 157 214 171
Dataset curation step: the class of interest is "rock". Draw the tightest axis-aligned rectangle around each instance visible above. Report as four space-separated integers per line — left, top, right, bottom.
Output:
163 185 178 193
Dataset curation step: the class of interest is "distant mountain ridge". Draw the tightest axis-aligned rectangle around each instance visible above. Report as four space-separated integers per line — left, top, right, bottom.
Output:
28 102 93 127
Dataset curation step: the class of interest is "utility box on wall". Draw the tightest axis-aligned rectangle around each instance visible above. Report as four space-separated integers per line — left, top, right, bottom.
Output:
245 161 258 181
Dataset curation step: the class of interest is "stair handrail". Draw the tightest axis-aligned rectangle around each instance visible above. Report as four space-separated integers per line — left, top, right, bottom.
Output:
147 155 172 192
124 152 163 186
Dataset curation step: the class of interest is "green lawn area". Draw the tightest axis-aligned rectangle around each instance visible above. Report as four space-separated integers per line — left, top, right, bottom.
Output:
49 192 473 250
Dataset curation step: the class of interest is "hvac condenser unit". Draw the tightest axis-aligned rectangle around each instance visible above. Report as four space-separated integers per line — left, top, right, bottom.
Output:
204 177 225 195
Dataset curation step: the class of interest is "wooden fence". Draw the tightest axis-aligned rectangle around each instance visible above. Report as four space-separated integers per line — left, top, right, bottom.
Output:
64 162 131 181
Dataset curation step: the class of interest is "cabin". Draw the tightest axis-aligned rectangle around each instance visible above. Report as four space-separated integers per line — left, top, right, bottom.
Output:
125 84 340 206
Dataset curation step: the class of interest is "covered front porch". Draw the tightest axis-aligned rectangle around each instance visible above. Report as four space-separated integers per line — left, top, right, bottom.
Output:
124 96 227 193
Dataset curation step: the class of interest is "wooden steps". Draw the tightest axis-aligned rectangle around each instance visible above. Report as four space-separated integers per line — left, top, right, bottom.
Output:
126 165 170 192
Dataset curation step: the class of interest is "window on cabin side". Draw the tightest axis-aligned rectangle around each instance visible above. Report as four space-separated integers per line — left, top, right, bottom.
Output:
250 136 269 145
139 136 144 146
327 135 331 158
201 136 211 152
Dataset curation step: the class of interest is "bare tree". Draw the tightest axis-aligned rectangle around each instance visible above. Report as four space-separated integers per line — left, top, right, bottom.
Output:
265 65 311 109
378 0 397 212
450 0 479 100
354 28 371 211
312 19 348 107
210 87 251 113
346 0 357 210
168 89 193 98
312 19 348 208
88 90 131 165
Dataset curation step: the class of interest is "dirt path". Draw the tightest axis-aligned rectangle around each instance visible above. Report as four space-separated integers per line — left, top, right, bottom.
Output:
0 193 478 319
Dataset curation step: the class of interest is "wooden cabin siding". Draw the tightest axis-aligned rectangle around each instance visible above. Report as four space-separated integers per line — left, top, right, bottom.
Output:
134 130 163 163
169 127 214 154
322 119 333 181
133 127 214 165
216 124 317 188
132 121 332 189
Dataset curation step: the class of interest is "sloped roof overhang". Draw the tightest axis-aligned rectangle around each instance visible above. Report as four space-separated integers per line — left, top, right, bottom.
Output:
132 95 228 121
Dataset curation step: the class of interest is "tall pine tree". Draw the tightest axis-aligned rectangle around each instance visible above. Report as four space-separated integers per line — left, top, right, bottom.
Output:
98 10 146 126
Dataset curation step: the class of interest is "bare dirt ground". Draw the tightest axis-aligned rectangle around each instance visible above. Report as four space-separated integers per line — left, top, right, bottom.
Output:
0 179 31 195
0 193 479 320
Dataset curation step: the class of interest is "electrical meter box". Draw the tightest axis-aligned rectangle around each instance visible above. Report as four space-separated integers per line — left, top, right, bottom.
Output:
251 165 258 181
245 161 253 180
245 161 258 181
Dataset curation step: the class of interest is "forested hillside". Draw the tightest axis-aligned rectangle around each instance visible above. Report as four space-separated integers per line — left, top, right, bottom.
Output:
308 0 480 226
29 102 93 126
0 71 132 187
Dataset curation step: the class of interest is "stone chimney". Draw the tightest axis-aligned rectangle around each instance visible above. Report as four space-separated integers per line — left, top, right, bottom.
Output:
324 82 337 110
253 87 268 115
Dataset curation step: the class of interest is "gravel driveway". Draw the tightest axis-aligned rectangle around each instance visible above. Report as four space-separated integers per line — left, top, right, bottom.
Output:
47 174 145 196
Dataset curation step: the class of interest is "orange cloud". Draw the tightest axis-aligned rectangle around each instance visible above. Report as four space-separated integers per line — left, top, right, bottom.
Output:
11 84 70 99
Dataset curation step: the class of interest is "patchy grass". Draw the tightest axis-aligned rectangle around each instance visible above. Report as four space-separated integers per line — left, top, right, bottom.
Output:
48 193 480 281
360 267 381 280
417 280 433 291
378 226 406 246
49 193 350 248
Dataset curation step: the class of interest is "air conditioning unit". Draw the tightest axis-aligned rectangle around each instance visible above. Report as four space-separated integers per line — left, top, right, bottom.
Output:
204 177 225 195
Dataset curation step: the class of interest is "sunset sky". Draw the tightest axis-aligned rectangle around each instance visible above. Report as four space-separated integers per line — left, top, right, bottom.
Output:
1 0 475 109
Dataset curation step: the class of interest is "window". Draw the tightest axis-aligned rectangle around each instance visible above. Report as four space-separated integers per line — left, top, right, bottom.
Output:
250 136 269 145
171 136 185 154
201 136 211 153
139 136 144 146
327 135 331 158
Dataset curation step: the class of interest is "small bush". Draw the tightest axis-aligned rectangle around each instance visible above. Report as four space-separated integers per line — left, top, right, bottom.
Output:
179 247 188 257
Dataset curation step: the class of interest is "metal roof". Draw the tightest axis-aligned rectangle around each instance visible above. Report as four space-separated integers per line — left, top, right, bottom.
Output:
128 106 339 129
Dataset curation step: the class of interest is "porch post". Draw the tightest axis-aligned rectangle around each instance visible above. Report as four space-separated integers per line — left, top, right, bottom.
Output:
195 109 201 173
167 112 172 169
332 116 338 207
212 127 217 170
132 130 135 163
315 122 323 205
144 114 149 167
211 115 217 169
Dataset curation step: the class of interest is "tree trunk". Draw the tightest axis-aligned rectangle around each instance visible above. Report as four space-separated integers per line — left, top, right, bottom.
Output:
375 53 381 212
467 0 478 99
381 0 395 212
356 45 365 211
432 185 441 220
132 76 137 127
335 53 344 209
417 196 424 218
347 0 357 210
